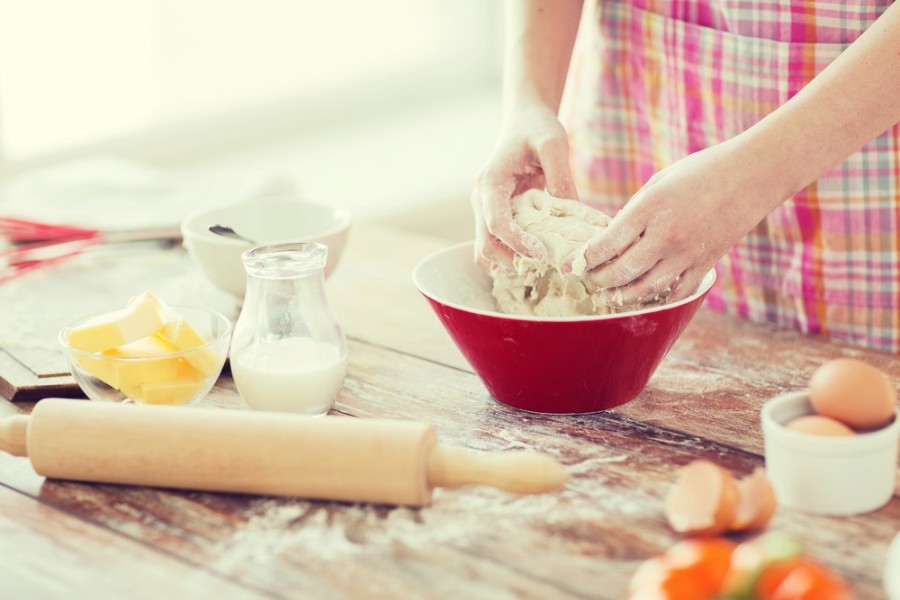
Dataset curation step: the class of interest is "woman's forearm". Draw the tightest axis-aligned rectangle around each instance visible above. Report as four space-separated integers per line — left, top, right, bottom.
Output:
502 0 584 115
741 1 900 208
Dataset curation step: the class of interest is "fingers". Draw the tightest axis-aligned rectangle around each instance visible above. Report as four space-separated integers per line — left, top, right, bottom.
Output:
477 236 515 272
469 114 572 262
582 219 646 272
472 172 548 261
596 261 707 306
594 260 677 305
625 265 705 305
610 260 683 305
534 134 578 201
667 267 707 302
582 218 650 283
471 189 491 262
483 190 547 260
584 229 703 304
471 186 545 267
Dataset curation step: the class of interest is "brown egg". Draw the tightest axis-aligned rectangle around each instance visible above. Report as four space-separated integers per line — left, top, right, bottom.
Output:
786 415 856 436
809 358 896 430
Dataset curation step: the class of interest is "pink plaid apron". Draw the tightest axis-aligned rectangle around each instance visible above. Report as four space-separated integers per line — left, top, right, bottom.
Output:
563 0 900 352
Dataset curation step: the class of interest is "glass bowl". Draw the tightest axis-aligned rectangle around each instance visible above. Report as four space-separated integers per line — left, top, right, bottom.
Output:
60 305 232 406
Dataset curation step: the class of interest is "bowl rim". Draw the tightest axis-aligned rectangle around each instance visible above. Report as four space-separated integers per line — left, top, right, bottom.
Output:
180 200 352 247
761 389 900 448
60 304 233 360
412 241 718 322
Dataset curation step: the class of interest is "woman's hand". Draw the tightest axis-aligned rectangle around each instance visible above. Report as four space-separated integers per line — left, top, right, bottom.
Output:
471 106 578 269
471 0 583 268
579 139 784 302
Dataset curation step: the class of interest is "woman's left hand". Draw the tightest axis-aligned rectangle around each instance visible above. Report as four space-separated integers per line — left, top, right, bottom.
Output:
579 138 785 303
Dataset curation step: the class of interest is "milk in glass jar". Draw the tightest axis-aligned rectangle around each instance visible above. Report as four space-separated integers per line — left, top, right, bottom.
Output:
230 242 347 415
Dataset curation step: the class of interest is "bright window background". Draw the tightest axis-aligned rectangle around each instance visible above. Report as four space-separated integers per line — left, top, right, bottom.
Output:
0 0 500 164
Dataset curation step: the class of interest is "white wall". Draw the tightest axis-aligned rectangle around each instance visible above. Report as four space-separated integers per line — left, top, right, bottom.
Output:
0 0 504 230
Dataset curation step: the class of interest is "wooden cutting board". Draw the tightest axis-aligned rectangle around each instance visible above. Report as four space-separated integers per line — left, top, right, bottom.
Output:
0 243 237 402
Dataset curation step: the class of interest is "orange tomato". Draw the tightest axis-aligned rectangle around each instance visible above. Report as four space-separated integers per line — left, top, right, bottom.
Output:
628 538 737 600
628 533 853 600
629 556 671 593
759 558 854 600
752 560 803 597
628 567 708 600
665 537 737 594
720 531 803 595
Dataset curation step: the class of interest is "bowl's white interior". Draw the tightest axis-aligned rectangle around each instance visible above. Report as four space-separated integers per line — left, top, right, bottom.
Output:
183 200 351 244
413 242 717 321
414 242 497 311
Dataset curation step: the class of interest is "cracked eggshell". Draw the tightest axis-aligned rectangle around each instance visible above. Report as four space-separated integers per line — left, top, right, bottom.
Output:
665 460 739 536
730 468 777 532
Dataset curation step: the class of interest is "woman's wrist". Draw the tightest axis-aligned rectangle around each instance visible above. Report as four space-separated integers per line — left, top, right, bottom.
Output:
500 98 559 129
731 122 814 212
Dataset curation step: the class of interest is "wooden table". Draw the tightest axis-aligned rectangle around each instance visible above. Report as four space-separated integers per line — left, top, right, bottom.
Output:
0 223 897 599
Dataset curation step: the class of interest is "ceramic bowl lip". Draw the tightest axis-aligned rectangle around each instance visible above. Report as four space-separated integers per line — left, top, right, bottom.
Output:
180 200 352 248
761 389 900 450
412 241 718 323
59 305 233 360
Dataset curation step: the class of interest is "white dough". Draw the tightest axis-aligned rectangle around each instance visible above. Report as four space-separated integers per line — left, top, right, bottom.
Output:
489 189 664 317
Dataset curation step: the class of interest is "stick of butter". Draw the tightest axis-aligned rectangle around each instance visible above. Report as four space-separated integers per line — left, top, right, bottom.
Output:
132 291 221 376
126 362 205 405
67 295 164 353
77 333 183 390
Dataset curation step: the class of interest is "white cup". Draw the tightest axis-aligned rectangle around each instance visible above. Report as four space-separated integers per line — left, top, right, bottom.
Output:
761 390 899 516
887 532 900 600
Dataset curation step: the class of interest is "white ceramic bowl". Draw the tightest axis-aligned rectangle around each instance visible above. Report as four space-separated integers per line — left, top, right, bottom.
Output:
761 390 900 516
181 199 351 297
887 532 900 599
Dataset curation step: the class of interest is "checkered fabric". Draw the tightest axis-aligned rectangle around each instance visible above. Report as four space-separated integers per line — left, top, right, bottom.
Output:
563 0 900 352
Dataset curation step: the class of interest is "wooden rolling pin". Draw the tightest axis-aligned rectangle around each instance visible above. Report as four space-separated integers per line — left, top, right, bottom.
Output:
0 399 569 506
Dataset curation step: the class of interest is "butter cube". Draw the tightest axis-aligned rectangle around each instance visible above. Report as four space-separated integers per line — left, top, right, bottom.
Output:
77 334 181 390
76 355 119 389
68 295 163 352
133 291 221 376
133 362 204 405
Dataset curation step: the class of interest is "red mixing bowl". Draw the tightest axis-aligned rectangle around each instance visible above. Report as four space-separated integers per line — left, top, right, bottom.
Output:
412 242 716 414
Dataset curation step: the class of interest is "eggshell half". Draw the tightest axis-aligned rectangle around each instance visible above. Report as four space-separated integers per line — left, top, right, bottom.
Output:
665 460 738 536
730 467 777 532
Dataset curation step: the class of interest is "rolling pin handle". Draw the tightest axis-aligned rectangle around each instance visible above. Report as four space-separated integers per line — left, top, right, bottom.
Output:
426 445 569 495
0 415 30 457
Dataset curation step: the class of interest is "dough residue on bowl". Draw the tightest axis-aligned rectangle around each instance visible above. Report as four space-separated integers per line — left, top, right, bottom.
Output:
489 189 667 317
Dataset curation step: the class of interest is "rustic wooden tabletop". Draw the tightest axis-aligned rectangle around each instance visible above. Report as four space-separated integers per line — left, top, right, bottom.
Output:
0 223 897 599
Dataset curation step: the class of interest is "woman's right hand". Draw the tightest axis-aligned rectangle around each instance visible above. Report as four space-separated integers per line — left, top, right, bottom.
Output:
471 105 578 269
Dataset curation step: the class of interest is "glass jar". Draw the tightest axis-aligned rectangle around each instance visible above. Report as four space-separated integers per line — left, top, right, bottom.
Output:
230 242 347 415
